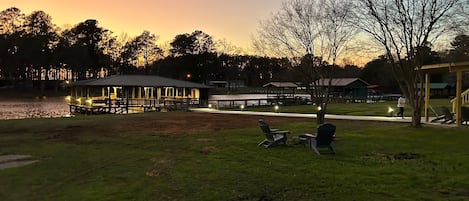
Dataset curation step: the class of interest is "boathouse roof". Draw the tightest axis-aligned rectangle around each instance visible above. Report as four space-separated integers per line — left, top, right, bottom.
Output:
72 75 211 88
316 78 369 87
263 82 298 88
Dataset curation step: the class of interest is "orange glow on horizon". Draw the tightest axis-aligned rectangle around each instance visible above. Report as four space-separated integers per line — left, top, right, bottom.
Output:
0 0 383 66
0 0 283 52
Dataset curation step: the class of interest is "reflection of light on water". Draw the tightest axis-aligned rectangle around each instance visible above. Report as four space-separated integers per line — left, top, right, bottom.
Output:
0 97 71 120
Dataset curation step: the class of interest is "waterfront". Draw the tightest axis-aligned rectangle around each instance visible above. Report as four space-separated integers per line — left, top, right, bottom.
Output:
0 97 69 120
0 94 311 120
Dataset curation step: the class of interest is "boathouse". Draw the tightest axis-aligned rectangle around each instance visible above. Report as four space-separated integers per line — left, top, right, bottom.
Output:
67 75 211 114
316 78 370 98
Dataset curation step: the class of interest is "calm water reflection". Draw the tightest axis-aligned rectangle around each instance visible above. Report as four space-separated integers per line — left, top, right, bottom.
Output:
0 97 69 120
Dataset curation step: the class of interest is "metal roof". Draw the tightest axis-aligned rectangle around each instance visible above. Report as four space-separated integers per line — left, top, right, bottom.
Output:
417 83 454 89
71 75 211 88
421 61 469 73
263 82 298 88
317 78 369 87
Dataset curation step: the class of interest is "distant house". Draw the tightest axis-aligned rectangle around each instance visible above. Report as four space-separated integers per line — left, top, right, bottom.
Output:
69 75 211 114
419 83 455 98
209 81 228 88
209 80 245 89
316 78 370 98
262 82 298 96
262 82 298 88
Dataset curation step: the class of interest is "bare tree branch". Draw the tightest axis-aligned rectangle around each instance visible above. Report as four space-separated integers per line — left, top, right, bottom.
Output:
254 0 358 124
354 0 464 127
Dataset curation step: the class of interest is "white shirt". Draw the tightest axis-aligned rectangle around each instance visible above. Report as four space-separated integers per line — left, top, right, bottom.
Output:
397 97 405 108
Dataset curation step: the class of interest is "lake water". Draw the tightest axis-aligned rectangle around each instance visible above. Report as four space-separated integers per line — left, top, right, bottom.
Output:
0 97 70 120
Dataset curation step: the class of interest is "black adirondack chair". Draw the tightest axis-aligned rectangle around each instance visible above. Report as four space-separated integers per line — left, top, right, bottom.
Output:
297 123 336 155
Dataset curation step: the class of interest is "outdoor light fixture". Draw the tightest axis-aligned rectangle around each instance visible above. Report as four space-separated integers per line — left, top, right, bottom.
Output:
317 106 322 111
76 98 81 104
65 96 71 102
208 104 212 108
388 106 394 113
240 104 245 111
274 105 279 112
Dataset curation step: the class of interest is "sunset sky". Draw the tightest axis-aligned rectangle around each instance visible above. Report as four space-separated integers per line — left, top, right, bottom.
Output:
0 0 284 51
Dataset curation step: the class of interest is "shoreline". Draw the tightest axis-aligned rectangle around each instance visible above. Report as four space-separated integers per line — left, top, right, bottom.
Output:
0 96 69 120
0 88 68 100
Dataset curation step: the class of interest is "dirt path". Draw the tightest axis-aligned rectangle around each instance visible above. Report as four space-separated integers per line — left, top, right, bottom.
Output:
107 112 313 135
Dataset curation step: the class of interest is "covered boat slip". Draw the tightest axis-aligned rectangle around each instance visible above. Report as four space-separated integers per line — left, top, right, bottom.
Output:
68 75 210 114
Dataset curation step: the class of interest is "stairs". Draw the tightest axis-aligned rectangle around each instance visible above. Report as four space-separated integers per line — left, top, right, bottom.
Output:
451 88 469 112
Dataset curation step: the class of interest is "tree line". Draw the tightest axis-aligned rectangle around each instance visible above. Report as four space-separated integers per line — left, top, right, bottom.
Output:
0 7 467 91
0 7 360 86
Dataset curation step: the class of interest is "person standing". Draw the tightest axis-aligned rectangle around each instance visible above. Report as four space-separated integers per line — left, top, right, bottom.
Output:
397 95 405 118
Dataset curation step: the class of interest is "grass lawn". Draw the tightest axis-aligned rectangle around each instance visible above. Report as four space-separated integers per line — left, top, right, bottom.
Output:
238 99 453 117
0 112 468 201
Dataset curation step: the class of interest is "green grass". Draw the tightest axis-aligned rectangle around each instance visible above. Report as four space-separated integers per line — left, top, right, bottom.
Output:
0 113 468 201
238 99 453 116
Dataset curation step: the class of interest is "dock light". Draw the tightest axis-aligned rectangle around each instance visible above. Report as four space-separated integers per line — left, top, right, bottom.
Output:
76 98 81 104
274 105 279 112
240 104 245 111
65 96 71 102
65 80 70 85
208 104 212 108
388 106 394 113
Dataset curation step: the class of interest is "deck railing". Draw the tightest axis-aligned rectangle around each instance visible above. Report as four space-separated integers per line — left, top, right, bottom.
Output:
68 96 200 114
451 88 469 112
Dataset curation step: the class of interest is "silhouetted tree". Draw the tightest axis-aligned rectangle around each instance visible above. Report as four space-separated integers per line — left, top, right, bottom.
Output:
355 0 464 127
254 0 357 124
215 39 244 55
120 30 162 74
446 34 469 87
22 10 57 84
447 34 469 62
163 30 217 83
0 7 24 79
56 19 110 79
169 30 214 57
0 7 24 34
361 56 398 91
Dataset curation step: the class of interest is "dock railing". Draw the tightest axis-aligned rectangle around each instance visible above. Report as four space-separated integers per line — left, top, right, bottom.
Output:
68 97 199 114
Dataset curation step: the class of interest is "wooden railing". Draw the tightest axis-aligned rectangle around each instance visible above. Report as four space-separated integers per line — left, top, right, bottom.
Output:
451 88 469 112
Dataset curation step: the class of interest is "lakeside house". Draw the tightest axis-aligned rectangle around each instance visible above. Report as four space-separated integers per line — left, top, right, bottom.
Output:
67 75 211 114
418 83 455 98
262 82 298 96
315 78 370 98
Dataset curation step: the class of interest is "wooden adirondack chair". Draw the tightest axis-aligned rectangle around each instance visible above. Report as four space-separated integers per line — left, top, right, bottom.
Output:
258 120 289 148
